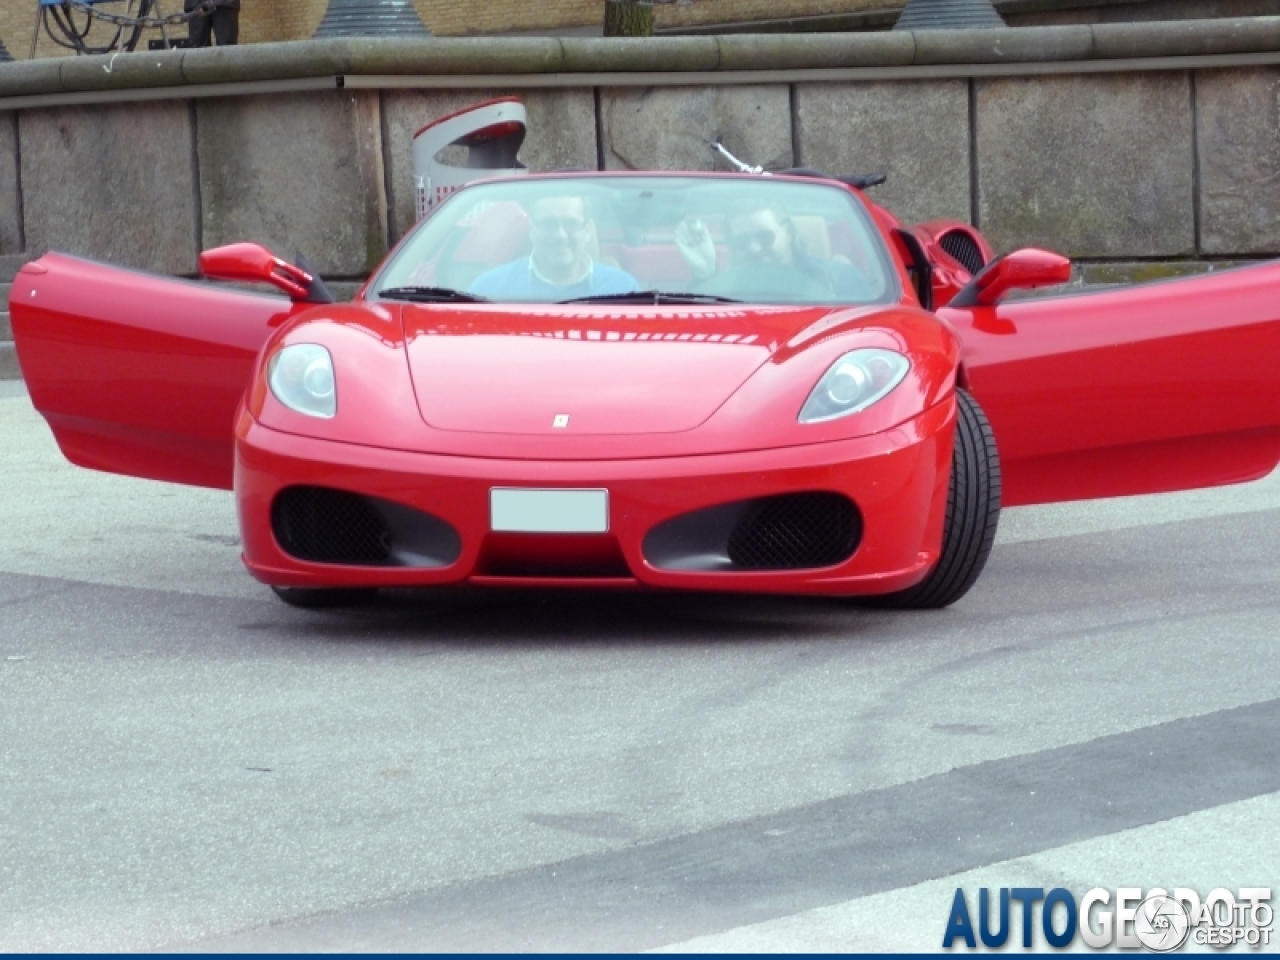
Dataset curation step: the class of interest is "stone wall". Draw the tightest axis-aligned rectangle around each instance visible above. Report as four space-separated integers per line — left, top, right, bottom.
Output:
1 21 1280 277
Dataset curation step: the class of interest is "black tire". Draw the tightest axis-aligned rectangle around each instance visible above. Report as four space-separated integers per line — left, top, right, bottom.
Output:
873 389 1001 609
270 586 380 609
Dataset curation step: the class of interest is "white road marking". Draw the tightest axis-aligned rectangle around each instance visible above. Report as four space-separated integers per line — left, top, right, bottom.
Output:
652 790 1280 953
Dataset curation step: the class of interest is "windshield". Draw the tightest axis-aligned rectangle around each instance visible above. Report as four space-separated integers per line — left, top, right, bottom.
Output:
373 175 899 306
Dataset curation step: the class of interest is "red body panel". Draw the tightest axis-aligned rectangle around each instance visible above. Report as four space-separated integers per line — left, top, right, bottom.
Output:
943 262 1280 506
405 308 778 436
235 398 954 596
247 303 959 462
10 254 309 489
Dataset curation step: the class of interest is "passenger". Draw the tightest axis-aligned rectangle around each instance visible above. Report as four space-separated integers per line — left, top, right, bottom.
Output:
675 202 867 301
469 195 637 300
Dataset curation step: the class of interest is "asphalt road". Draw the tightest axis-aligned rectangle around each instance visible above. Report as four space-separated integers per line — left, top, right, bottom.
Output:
2 381 1278 952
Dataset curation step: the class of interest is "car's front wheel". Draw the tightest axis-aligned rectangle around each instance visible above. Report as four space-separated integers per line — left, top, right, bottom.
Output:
873 389 1001 609
270 586 380 609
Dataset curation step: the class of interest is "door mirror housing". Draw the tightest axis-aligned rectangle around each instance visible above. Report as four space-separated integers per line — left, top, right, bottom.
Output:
949 248 1072 308
199 243 323 301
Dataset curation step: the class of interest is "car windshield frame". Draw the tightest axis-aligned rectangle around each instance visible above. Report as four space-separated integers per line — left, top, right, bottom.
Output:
370 173 901 308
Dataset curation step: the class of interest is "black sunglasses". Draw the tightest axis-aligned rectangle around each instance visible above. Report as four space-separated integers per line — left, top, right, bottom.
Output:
730 228 777 252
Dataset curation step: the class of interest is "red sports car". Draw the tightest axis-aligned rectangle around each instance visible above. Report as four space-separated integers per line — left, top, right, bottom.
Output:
11 171 1280 608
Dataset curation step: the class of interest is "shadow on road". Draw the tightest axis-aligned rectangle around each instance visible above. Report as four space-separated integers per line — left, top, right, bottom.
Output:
240 585 948 650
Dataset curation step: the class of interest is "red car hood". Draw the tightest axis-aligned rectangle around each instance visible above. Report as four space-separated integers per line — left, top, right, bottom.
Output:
403 303 835 436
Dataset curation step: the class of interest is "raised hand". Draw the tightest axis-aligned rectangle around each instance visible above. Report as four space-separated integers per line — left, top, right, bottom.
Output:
674 217 717 280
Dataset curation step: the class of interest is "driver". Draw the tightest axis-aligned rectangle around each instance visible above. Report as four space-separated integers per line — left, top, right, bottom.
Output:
469 194 637 300
675 202 865 301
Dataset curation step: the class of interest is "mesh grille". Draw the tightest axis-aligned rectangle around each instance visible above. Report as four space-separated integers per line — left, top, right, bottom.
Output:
939 231 986 274
727 493 860 570
272 486 392 566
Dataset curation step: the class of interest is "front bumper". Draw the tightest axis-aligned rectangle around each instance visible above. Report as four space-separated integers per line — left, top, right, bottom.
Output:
235 397 954 596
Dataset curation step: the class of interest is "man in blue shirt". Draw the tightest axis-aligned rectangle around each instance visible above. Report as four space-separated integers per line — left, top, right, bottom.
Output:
469 195 637 301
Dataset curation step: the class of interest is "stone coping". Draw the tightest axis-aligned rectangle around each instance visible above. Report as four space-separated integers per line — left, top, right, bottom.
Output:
0 17 1278 101
661 0 1176 35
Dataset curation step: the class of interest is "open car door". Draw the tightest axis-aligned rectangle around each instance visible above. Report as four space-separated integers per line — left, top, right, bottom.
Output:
10 253 313 490
940 261 1280 507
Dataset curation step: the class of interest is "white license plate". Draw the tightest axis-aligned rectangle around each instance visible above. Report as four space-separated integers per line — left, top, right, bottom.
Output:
490 488 609 534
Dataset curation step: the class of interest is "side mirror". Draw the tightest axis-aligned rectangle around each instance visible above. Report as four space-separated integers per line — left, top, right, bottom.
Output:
199 243 326 302
949 248 1071 308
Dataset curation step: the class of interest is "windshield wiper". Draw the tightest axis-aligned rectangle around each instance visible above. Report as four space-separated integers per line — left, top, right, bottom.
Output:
558 290 743 305
378 286 491 303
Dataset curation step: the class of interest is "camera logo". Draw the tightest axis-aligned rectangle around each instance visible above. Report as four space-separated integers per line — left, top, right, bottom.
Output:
1134 894 1191 952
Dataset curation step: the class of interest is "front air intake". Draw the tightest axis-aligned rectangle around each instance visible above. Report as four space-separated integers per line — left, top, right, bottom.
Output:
272 486 462 568
640 491 860 576
644 492 862 572
939 230 986 275
728 493 861 570
273 487 392 565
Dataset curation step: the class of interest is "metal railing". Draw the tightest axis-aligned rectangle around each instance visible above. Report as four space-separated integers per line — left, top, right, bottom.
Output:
30 0 217 58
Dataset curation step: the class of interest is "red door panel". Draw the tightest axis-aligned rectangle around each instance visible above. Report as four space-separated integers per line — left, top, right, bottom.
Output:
10 254 308 489
940 262 1280 507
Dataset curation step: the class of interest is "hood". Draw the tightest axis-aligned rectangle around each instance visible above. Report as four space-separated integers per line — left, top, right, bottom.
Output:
403 303 837 436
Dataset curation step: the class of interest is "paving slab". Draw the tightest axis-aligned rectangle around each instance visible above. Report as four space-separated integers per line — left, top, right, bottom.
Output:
0 113 20 256
20 102 197 274
1197 66 1280 255
0 254 28 283
197 90 388 277
600 85 793 174
0 340 20 379
975 72 1195 257
795 80 970 228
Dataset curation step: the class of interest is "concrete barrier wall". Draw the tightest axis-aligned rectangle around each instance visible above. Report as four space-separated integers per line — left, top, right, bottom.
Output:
1 20 1279 278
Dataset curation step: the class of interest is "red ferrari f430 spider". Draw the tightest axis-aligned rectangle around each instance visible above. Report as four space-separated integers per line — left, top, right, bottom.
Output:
11 170 1280 608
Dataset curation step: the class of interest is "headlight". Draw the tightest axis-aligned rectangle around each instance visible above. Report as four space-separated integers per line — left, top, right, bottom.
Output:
268 344 336 419
799 348 910 423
